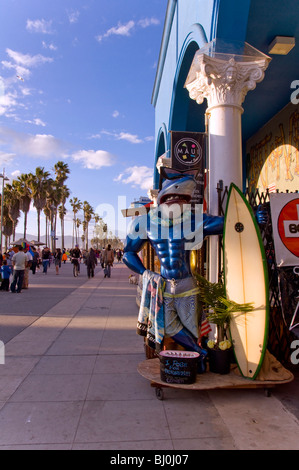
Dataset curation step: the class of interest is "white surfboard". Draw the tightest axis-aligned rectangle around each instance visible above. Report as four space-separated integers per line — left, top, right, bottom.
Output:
223 183 269 380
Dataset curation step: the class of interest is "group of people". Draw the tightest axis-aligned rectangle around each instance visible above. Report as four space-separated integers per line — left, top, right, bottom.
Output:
69 244 118 279
0 244 123 293
0 245 35 293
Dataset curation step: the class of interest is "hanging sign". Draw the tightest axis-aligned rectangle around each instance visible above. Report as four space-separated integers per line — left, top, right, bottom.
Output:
170 131 206 205
270 192 299 267
171 131 205 170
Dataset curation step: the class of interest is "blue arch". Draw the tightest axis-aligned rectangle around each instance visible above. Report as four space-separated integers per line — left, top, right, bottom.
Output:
168 24 208 134
153 24 210 190
153 124 168 189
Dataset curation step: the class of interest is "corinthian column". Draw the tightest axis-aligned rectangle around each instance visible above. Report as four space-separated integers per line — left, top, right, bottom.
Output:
185 47 270 283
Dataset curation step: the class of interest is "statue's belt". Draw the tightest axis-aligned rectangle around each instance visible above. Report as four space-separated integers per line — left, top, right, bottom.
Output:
163 287 200 299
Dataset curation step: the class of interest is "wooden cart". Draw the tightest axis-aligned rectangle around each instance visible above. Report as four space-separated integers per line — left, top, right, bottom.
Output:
137 358 294 400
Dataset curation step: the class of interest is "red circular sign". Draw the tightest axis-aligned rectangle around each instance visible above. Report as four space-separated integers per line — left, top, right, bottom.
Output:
277 198 299 258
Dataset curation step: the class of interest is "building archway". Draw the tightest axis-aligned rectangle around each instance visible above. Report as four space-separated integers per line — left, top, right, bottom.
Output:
169 25 208 143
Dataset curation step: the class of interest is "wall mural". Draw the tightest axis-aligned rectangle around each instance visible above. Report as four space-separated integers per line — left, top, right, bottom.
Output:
246 102 299 193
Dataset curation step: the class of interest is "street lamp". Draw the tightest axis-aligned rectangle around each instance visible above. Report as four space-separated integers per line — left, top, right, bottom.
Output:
0 168 10 253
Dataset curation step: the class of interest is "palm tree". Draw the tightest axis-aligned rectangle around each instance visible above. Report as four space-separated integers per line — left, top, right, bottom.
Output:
58 184 70 249
43 204 51 246
46 183 62 251
29 167 51 242
4 182 20 241
75 217 82 245
83 201 94 250
54 162 70 248
2 203 13 249
15 173 32 238
54 161 70 186
69 197 82 248
93 213 100 242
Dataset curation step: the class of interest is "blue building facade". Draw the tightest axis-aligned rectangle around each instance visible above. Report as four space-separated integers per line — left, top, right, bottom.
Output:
152 0 299 195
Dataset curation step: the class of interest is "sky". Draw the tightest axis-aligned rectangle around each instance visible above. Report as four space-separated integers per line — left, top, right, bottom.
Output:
0 0 168 241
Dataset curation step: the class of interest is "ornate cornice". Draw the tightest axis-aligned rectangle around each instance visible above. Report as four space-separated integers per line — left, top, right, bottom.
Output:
185 53 270 110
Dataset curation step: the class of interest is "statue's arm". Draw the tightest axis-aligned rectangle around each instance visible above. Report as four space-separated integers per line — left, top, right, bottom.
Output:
202 205 267 238
203 213 224 236
123 216 148 275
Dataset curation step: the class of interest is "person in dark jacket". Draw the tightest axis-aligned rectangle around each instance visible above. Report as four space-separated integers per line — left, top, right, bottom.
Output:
86 247 97 278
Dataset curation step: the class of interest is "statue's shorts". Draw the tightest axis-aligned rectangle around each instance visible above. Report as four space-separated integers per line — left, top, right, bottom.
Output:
163 276 200 339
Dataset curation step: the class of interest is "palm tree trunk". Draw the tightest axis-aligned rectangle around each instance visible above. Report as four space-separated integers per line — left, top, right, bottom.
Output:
45 217 48 246
72 216 75 248
37 209 41 242
61 216 64 249
24 212 27 238
61 204 65 249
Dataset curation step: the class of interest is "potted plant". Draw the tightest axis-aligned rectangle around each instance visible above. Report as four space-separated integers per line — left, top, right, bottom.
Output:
194 273 254 374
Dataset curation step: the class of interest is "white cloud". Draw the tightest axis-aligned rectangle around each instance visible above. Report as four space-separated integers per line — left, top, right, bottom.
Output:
6 48 53 68
71 149 115 169
96 17 159 43
0 150 16 166
112 110 120 118
94 130 143 144
42 41 57 51
25 118 46 127
96 20 135 42
21 134 65 158
138 18 160 28
0 91 17 116
115 166 153 191
67 10 80 24
21 88 32 96
11 170 21 179
26 19 53 34
0 127 67 159
2 48 53 79
117 132 143 144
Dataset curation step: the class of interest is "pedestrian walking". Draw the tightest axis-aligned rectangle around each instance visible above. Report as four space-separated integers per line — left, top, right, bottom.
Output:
42 246 50 274
10 245 27 293
31 246 39 274
62 249 67 264
54 248 62 275
86 247 97 278
103 244 114 278
70 245 81 273
22 247 33 289
0 260 12 291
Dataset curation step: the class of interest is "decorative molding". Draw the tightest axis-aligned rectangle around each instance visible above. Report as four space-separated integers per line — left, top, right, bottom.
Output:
185 53 270 109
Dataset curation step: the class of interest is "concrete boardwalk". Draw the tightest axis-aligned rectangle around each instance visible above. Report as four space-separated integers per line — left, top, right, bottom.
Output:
0 262 298 450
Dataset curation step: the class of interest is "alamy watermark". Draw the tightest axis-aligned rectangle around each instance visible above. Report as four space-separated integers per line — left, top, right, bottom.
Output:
290 80 299 104
290 340 299 364
0 342 5 365
126 203 203 250
99 197 204 250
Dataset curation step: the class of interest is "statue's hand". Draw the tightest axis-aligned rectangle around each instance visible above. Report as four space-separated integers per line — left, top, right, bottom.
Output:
255 205 268 225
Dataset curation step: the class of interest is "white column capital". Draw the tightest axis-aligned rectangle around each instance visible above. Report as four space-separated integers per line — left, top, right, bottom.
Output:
185 53 270 110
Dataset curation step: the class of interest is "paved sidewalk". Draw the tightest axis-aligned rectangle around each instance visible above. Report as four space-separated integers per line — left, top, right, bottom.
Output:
0 263 298 450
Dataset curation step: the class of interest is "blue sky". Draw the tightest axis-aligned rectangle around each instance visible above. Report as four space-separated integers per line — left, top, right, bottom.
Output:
0 0 167 239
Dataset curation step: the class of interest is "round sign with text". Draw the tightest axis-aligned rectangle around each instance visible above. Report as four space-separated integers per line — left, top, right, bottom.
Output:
277 198 299 258
174 138 202 166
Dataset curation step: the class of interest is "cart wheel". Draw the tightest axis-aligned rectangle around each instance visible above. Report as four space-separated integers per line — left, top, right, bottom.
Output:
155 387 164 400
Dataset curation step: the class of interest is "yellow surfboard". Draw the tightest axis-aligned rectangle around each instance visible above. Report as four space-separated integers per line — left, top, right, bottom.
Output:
223 183 269 380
